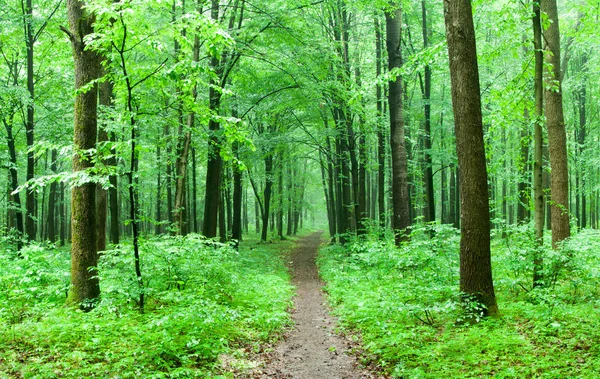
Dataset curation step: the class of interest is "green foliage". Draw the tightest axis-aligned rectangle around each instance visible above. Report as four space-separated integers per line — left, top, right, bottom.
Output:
318 226 600 378
0 236 295 378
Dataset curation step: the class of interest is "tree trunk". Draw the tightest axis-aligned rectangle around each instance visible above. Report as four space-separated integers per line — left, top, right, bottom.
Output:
386 7 410 245
96 66 112 252
3 116 25 250
532 2 545 286
375 18 386 233
65 0 101 307
232 142 242 246
421 0 435 224
156 142 162 235
25 0 36 241
444 0 498 316
517 107 530 224
192 147 198 233
541 0 570 248
577 53 587 229
261 154 273 241
47 150 58 243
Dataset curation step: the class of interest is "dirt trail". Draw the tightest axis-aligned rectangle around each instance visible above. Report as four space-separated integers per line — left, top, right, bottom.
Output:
251 231 377 379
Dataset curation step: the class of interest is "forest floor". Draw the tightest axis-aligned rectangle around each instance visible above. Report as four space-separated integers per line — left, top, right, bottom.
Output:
246 231 378 379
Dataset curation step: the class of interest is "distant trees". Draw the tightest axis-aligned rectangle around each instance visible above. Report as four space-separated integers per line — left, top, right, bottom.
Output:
0 0 597 314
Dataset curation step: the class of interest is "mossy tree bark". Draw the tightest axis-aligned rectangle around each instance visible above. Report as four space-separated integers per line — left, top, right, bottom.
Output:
541 0 570 248
64 0 101 307
443 0 498 316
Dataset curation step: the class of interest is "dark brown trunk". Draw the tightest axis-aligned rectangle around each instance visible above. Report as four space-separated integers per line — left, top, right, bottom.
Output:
541 0 570 248
386 8 410 245
421 0 435 224
261 154 273 241
532 1 545 286
444 0 498 316
232 142 242 245
25 0 36 241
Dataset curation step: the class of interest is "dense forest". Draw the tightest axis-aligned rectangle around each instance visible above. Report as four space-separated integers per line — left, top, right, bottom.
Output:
1 0 599 377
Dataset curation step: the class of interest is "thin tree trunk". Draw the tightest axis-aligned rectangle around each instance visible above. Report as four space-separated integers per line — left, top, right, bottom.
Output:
24 0 36 241
192 147 198 233
421 0 435 224
261 154 273 241
3 114 25 249
577 53 587 228
156 142 162 235
375 18 386 233
47 149 58 243
232 142 242 246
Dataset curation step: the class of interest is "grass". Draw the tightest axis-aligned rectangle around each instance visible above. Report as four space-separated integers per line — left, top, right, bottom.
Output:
317 225 600 378
0 232 298 378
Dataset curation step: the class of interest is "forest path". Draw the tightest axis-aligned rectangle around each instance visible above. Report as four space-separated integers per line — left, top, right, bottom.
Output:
250 231 377 379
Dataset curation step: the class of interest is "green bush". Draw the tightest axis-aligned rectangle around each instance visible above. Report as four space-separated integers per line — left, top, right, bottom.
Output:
318 225 600 378
0 234 295 378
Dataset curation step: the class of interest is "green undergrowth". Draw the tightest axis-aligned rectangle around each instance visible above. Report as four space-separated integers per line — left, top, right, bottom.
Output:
0 233 297 378
318 225 600 378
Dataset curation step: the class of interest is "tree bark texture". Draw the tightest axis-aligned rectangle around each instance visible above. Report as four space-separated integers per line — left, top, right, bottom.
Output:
541 0 570 248
421 0 435 224
65 0 101 307
385 8 410 245
25 0 36 241
444 0 498 316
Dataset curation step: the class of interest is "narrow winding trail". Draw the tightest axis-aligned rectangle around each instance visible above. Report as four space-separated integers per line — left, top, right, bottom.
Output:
253 231 377 379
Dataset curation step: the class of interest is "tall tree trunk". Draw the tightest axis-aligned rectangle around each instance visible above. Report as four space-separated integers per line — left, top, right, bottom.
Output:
444 0 498 316
3 116 25 250
421 0 435 224
541 0 570 248
577 53 587 228
108 131 119 244
64 0 101 307
385 7 410 245
532 1 545 286
277 160 284 239
375 18 386 233
24 0 36 241
155 142 162 235
202 3 223 239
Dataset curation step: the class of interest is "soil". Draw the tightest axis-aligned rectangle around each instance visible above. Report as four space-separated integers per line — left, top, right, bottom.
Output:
243 231 379 379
